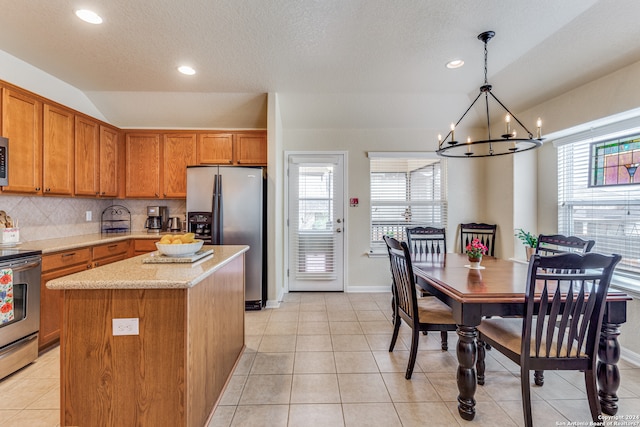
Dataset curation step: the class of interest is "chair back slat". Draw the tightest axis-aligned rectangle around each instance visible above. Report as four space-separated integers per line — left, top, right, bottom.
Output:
460 223 496 257
525 252 621 360
406 227 446 260
384 235 419 324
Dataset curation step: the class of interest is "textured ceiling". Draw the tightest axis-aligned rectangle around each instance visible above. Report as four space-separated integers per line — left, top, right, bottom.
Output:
0 0 639 129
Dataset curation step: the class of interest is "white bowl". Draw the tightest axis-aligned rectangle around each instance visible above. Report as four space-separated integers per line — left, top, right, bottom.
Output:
155 240 204 257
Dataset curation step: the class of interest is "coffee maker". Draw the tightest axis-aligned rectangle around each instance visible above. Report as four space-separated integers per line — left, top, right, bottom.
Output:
145 206 168 233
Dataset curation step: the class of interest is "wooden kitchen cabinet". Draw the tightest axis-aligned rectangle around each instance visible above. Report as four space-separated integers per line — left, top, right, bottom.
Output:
197 133 234 164
74 115 100 196
130 238 160 257
99 125 119 197
92 240 130 267
43 103 75 196
0 87 43 194
235 132 267 165
125 133 161 198
163 133 196 198
196 131 266 166
40 247 92 350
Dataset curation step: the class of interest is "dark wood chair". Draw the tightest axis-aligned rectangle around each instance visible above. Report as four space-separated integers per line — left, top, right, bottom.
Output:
460 223 497 257
406 226 447 260
476 252 621 427
531 233 596 385
536 234 595 256
383 235 457 379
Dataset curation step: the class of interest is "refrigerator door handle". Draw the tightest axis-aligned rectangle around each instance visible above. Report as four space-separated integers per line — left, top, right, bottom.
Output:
217 174 223 244
212 174 220 244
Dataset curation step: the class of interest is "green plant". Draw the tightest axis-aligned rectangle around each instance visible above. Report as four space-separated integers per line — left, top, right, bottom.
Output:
515 229 538 248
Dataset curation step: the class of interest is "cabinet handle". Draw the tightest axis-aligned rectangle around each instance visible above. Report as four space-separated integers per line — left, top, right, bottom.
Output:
45 188 50 192
61 252 76 258
35 187 41 191
108 244 118 250
228 160 233 164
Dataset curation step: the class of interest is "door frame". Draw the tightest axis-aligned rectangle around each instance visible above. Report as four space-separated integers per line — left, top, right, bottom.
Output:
284 151 348 293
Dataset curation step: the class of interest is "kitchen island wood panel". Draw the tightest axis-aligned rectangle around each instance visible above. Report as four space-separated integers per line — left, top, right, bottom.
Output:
50 245 247 427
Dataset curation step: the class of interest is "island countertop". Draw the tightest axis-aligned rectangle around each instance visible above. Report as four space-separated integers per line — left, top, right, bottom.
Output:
46 245 248 290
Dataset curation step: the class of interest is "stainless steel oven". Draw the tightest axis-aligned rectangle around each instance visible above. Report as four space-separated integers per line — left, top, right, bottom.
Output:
0 248 42 380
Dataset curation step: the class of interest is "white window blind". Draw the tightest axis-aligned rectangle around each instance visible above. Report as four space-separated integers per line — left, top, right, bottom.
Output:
558 134 640 274
369 157 447 253
290 161 337 280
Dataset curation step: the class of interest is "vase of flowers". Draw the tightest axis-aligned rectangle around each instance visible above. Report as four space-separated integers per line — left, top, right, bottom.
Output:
466 238 488 269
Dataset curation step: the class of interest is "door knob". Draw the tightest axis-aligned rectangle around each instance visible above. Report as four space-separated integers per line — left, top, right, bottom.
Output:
336 228 342 233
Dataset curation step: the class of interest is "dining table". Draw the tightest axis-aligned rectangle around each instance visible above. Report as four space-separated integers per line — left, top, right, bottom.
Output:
411 253 630 421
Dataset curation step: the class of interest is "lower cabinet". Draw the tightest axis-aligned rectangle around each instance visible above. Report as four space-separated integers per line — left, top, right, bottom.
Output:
130 238 159 257
92 240 129 267
40 248 92 350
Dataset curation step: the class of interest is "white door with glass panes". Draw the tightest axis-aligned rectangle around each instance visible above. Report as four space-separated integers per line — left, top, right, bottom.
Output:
287 154 345 291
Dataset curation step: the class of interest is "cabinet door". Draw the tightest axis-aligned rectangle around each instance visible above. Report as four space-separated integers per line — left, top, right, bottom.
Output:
40 261 90 350
197 133 233 164
74 115 100 196
43 104 75 195
0 87 42 194
236 132 267 165
163 133 196 198
99 125 119 197
125 133 161 198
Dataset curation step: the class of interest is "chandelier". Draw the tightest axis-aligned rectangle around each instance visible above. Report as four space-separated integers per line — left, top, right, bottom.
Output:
436 31 543 158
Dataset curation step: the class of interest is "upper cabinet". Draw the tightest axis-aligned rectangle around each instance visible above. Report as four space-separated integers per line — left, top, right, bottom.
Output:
163 133 196 198
75 117 120 198
43 104 75 196
197 131 266 166
99 125 119 197
0 87 43 194
125 133 161 198
235 132 267 165
74 115 100 196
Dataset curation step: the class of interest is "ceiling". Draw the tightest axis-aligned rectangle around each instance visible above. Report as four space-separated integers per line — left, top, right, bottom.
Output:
1 0 640 130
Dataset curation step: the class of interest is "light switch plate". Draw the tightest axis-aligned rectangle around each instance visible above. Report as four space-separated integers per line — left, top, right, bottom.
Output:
112 318 139 336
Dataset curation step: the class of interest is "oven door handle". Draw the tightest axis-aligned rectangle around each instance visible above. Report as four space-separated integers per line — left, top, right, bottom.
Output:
2 259 41 272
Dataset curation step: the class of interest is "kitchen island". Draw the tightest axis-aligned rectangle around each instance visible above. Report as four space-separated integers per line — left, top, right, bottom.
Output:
46 245 248 427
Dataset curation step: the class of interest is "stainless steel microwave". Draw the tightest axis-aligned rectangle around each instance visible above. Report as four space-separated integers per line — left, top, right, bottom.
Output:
0 137 7 186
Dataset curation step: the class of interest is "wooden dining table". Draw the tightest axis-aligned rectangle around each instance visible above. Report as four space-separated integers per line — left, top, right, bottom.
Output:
411 253 630 421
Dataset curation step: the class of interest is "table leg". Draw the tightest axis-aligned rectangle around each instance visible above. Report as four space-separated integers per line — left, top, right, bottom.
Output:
456 325 477 421
597 321 621 415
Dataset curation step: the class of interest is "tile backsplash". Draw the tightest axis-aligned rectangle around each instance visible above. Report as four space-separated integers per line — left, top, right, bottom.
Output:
0 195 186 242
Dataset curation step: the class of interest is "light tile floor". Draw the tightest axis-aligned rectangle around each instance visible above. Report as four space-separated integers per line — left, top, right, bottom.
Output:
1 291 639 427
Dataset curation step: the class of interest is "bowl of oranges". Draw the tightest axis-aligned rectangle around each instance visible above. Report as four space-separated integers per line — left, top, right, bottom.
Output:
155 233 204 257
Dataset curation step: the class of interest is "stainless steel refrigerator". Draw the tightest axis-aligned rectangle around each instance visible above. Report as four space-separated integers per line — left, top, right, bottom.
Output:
186 165 266 310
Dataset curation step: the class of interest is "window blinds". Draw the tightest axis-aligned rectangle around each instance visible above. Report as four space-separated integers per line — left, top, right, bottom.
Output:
369 157 447 253
558 137 640 274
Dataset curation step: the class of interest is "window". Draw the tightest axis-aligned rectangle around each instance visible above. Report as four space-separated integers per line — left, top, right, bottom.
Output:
558 132 640 275
368 154 447 254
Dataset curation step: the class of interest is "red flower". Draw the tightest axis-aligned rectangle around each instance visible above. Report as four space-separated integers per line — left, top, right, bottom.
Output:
465 238 488 258
0 274 11 284
1 302 13 313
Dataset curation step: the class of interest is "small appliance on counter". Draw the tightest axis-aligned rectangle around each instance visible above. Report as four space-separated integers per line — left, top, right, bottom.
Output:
144 206 168 233
168 216 182 232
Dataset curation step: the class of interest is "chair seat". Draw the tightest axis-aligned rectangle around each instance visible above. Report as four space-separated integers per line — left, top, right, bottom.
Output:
478 317 587 358
417 297 457 325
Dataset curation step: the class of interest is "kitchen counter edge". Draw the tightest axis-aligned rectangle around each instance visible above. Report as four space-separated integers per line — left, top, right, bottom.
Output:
20 232 171 254
46 245 249 290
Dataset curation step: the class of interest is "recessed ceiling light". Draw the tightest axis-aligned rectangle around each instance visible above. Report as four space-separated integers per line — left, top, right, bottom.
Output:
178 65 196 75
75 9 103 24
446 59 464 69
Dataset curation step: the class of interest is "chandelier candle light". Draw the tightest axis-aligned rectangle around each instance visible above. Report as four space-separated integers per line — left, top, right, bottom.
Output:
436 31 544 158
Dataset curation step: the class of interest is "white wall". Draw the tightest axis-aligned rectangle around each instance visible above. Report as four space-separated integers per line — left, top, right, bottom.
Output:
281 128 481 290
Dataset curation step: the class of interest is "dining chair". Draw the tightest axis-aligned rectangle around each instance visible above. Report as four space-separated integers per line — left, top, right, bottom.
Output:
460 223 497 257
536 233 595 256
406 226 447 260
383 235 457 379
406 226 446 299
476 252 621 427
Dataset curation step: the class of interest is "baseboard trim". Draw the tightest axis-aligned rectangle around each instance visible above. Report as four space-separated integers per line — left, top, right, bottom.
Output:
621 348 640 368
345 284 392 293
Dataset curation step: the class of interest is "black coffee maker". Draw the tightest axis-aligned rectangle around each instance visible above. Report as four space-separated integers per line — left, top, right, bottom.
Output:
145 206 167 233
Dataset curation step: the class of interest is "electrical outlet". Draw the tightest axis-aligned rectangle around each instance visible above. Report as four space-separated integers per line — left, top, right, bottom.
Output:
85 211 92 221
112 318 139 336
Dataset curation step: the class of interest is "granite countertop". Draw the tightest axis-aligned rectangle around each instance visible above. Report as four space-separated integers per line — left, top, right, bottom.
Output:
20 232 167 254
46 245 249 290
